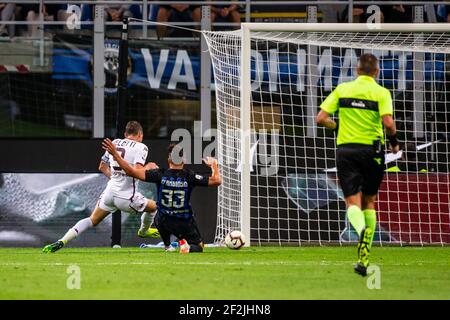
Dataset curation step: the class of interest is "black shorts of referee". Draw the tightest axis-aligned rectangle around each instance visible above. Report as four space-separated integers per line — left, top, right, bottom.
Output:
154 212 203 250
336 143 385 198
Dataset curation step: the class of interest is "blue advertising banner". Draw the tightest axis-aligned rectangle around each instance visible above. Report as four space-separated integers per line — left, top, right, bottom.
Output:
51 39 445 93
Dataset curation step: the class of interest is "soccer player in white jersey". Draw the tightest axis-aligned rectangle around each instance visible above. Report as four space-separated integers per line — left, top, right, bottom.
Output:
43 121 159 253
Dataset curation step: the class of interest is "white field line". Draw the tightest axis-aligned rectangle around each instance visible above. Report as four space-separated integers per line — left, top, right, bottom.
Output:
0 261 448 267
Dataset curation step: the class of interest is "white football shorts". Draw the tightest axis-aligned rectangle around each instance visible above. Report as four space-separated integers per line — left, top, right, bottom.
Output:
98 188 148 214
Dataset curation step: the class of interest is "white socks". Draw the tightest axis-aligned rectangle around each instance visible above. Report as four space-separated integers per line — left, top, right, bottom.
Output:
60 217 94 243
139 211 156 232
59 211 156 244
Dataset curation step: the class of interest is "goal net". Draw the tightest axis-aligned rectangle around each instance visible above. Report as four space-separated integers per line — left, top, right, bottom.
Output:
203 23 450 246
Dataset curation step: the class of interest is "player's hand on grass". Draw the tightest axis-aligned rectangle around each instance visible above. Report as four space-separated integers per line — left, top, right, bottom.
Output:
145 162 159 170
102 138 118 156
203 156 218 167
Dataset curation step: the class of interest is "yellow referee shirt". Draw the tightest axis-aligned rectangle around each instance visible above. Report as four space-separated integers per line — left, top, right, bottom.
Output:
320 75 393 146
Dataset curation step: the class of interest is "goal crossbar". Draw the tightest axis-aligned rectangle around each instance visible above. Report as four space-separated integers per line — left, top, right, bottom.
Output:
241 23 450 33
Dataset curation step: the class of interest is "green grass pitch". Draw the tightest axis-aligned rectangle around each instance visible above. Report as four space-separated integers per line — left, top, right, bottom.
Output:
0 247 449 300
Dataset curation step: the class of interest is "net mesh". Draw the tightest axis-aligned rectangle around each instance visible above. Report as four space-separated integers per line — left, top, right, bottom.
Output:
204 28 450 246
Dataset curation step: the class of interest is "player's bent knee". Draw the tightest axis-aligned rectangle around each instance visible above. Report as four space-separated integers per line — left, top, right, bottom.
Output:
89 216 100 226
145 200 157 212
90 208 110 226
90 215 105 226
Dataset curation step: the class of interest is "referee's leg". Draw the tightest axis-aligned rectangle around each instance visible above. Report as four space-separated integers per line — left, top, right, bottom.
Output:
361 152 385 250
352 149 385 275
336 147 366 238
337 146 374 276
362 194 377 249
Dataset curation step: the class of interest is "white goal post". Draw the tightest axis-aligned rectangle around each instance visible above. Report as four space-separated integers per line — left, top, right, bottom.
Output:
204 23 450 247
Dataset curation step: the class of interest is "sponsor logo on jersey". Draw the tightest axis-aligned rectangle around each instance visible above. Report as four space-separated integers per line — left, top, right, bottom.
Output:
351 101 366 108
161 178 188 188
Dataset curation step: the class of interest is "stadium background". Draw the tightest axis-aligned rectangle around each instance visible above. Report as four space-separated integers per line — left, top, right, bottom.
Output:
1 1 449 247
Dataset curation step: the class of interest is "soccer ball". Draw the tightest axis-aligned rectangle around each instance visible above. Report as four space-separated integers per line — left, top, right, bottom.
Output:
225 231 246 249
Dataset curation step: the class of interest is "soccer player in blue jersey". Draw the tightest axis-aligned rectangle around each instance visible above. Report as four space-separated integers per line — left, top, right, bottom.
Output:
102 140 221 253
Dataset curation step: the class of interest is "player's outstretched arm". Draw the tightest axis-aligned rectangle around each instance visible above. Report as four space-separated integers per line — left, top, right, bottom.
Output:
102 138 147 181
98 160 111 179
203 157 222 186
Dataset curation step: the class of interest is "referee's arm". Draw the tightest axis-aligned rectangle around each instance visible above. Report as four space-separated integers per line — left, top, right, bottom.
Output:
317 110 338 131
382 113 400 153
316 88 339 131
379 87 400 153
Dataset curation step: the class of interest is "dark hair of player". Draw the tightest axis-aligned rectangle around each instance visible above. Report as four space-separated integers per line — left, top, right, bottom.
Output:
358 53 379 76
125 121 143 136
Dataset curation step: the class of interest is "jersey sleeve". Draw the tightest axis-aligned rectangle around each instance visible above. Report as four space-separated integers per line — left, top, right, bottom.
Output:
145 169 161 183
378 88 393 116
320 86 340 115
135 144 148 166
101 151 110 164
189 171 209 187
101 139 120 163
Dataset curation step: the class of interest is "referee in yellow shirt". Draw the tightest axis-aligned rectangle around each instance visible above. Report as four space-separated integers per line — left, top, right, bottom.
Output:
316 53 400 276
